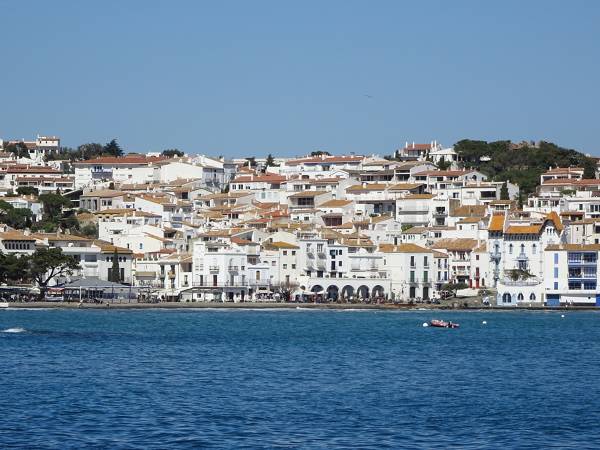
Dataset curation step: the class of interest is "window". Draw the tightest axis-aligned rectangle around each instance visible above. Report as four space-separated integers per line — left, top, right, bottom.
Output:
292 264 296 269
554 267 559 278
423 256 428 267
502 293 511 303
292 251 296 256
283 251 288 256
554 282 558 290
554 253 559 264
529 293 536 301
283 264 287 269
410 256 415 267
271 261 276 266
509 244 513 254
532 244 537 254
517 293 524 301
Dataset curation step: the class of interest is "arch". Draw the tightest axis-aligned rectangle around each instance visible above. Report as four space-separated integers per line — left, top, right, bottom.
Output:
357 285 369 300
326 285 339 301
341 285 354 300
529 292 536 301
517 293 524 301
311 285 324 294
502 293 512 303
372 285 385 298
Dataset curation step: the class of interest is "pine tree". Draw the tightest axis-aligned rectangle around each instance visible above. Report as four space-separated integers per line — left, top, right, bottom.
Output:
500 182 510 200
104 139 123 157
111 248 121 283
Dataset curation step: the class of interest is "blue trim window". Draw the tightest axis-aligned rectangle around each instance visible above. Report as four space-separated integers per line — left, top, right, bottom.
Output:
554 253 559 264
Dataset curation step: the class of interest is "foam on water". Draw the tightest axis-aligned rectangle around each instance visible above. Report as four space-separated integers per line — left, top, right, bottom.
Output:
2 327 26 333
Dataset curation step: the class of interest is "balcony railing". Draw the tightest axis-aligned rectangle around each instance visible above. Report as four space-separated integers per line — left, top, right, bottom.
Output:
209 266 220 272
516 253 528 261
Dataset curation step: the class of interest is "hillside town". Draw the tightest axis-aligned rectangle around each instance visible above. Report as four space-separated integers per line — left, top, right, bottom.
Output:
1 135 600 307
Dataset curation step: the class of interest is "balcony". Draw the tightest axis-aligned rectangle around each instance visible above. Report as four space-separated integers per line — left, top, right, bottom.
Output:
516 253 528 261
317 251 327 259
228 265 239 272
209 266 220 273
433 210 447 217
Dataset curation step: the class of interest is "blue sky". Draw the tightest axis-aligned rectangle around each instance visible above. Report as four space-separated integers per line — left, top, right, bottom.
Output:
1 1 599 157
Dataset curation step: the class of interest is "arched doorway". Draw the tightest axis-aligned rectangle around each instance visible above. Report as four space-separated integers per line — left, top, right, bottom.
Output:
357 285 369 300
311 284 324 302
502 293 511 304
372 285 384 299
341 285 354 301
326 285 339 301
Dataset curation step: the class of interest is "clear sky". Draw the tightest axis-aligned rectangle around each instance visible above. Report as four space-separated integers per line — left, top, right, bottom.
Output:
2 0 599 157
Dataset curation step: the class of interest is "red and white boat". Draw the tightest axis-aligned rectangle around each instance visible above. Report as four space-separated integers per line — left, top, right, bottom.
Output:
429 319 460 329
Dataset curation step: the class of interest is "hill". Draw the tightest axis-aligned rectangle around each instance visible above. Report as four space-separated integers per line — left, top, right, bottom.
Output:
453 140 597 196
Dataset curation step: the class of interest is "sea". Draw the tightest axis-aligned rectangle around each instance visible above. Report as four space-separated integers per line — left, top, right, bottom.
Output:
1 309 599 449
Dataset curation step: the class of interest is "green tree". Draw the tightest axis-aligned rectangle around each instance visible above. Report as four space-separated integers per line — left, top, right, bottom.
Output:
310 150 331 157
80 223 98 238
77 143 104 160
265 153 277 167
38 193 71 222
5 142 30 159
437 156 452 170
27 248 80 299
111 248 121 283
161 149 184 157
441 282 469 298
0 253 30 284
16 186 39 196
103 139 123 157
500 182 510 200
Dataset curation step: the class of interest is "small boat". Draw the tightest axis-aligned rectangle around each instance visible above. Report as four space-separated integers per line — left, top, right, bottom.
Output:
429 319 460 329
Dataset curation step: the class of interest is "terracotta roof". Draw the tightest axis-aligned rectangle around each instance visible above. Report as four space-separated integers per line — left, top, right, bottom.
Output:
318 199 353 208
0 230 36 241
431 238 478 251
543 167 584 174
387 183 424 191
488 214 505 232
231 174 286 183
505 225 541 235
544 211 564 232
546 244 600 251
413 169 478 177
346 183 387 192
401 194 434 200
264 241 299 249
379 243 432 253
81 189 125 198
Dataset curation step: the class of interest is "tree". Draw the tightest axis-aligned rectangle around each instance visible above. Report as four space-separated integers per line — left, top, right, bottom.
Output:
80 223 98 238
265 153 277 167
27 248 80 299
38 193 71 222
5 142 30 159
0 253 30 285
310 150 331 157
276 280 299 302
0 201 33 229
16 186 39 196
77 143 104 160
437 156 452 171
162 149 184 158
500 182 510 200
111 248 121 283
103 139 123 157
441 282 469 298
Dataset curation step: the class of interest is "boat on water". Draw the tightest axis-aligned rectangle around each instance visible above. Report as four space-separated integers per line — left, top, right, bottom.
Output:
429 319 460 329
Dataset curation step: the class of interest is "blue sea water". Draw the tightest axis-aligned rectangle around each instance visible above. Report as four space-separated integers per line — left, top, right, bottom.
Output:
1 309 599 449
